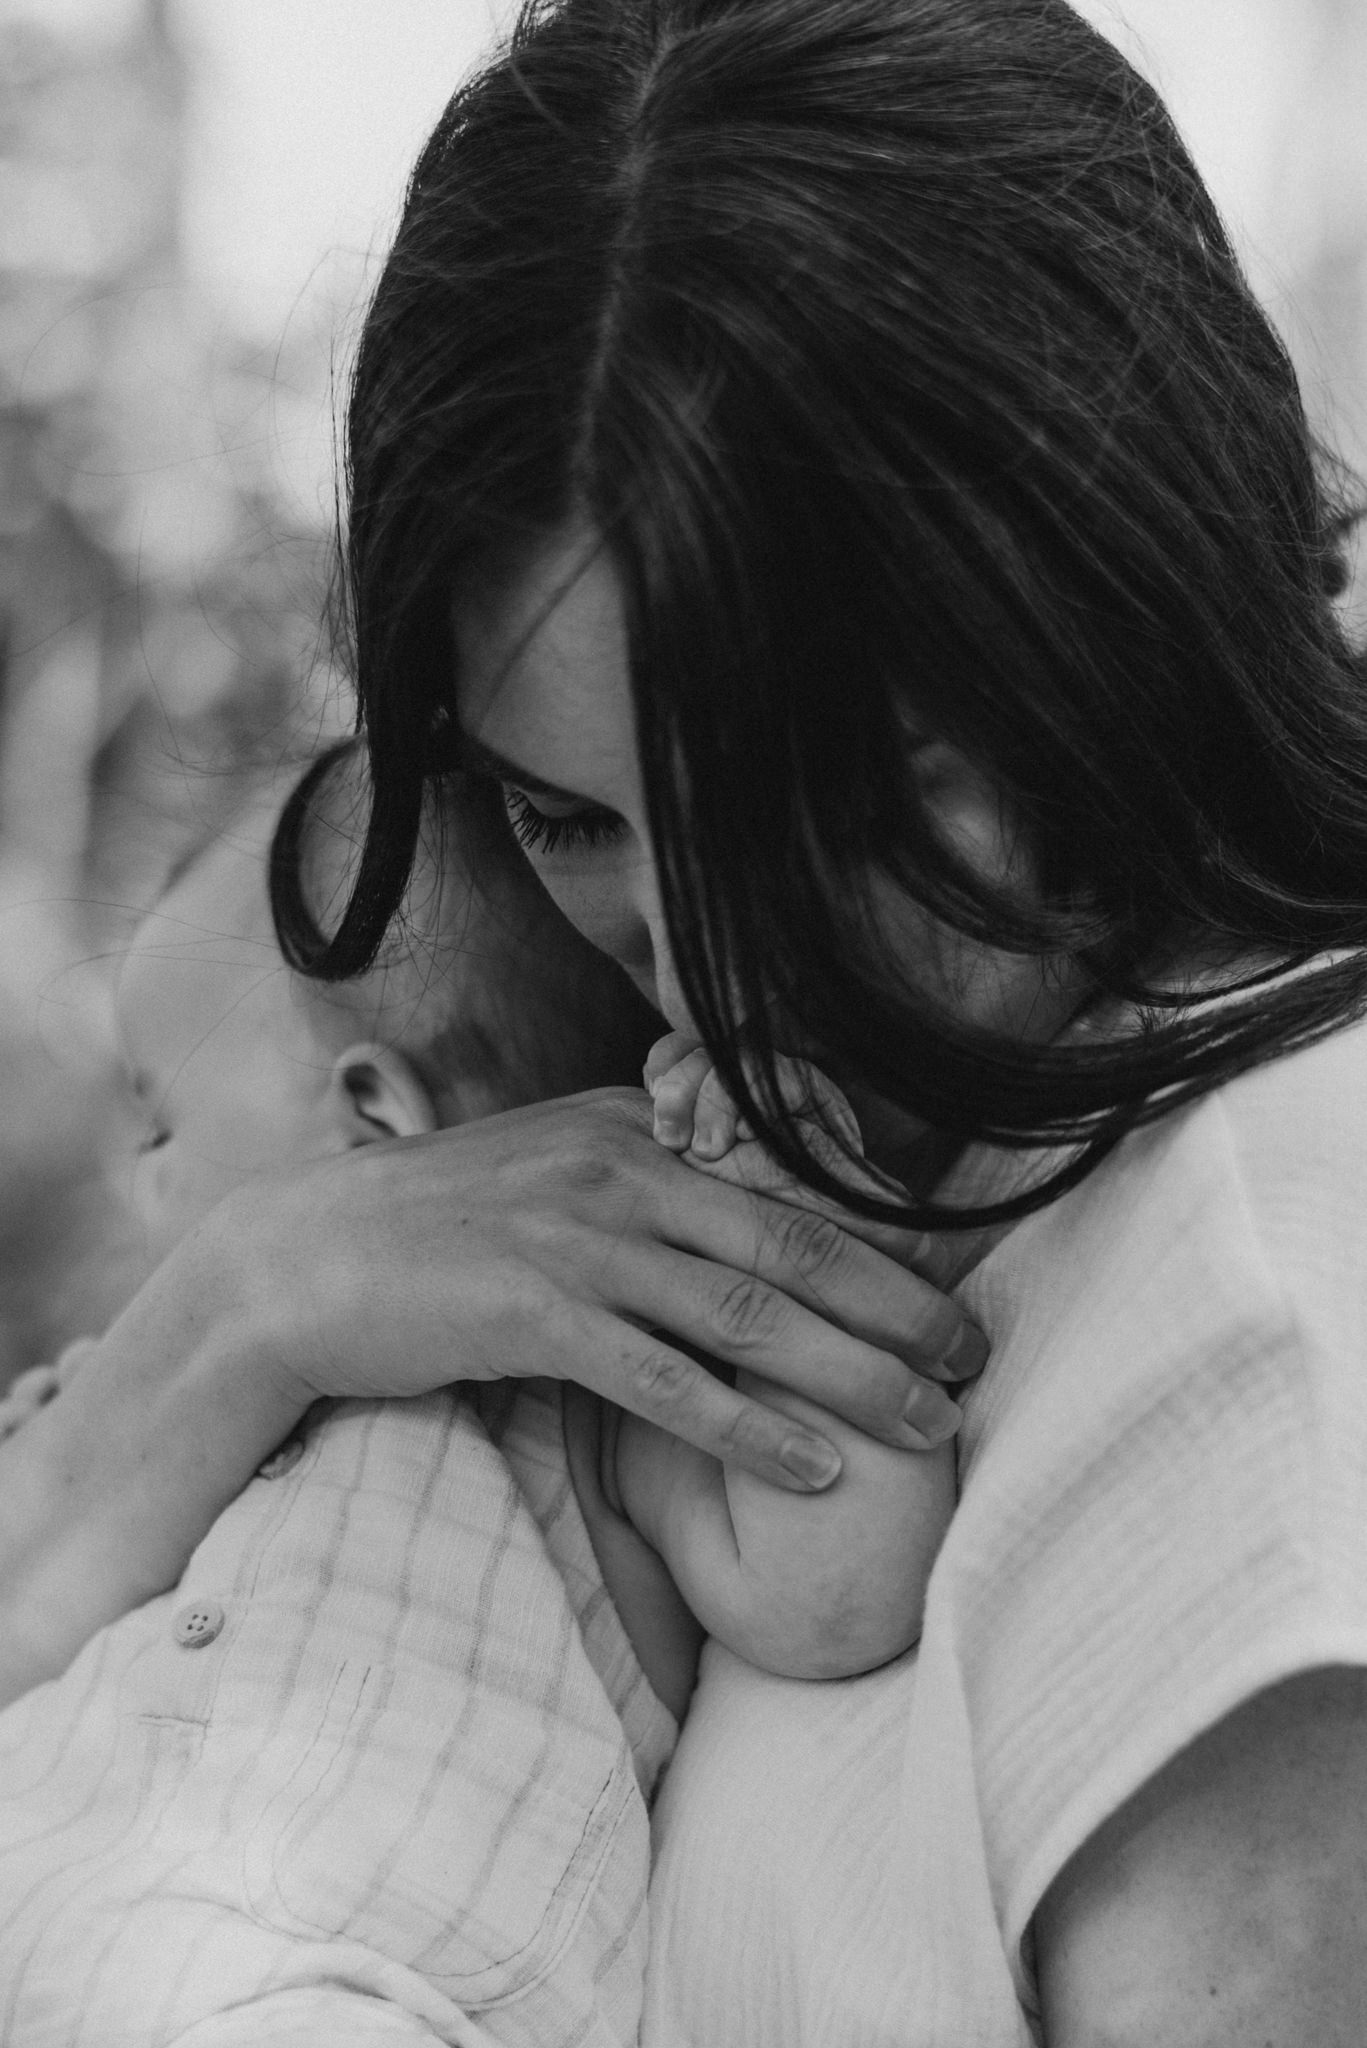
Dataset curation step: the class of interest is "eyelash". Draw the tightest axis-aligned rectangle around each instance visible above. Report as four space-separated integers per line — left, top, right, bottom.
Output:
501 786 626 856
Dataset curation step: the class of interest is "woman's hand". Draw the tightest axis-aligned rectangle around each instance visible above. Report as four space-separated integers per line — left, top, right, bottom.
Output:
242 1086 984 1487
0 1082 982 1709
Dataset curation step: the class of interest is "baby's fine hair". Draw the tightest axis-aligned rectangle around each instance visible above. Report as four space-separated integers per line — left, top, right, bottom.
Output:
272 741 653 1117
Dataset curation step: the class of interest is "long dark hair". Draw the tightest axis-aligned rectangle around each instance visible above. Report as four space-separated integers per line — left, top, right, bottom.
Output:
275 0 1367 1225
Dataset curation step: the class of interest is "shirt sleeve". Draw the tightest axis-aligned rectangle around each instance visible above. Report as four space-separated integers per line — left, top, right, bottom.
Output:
936 1032 1367 2007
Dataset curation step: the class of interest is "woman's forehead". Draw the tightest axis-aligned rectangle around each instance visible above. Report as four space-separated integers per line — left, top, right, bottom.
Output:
452 528 639 806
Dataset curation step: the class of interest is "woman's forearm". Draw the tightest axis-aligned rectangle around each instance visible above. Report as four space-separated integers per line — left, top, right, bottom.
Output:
0 1205 310 1709
1036 1668 1367 2046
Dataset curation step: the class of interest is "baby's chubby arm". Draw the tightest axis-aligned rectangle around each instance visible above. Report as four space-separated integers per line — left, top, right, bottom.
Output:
615 1373 954 1682
612 1039 957 1683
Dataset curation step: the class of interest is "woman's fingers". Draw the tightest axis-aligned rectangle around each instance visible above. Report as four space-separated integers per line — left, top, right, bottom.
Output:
563 1097 989 1444
564 1094 989 1444
654 1139 985 1371
693 1131 967 1293
618 1243 966 1450
746 1196 988 1390
574 1309 847 1492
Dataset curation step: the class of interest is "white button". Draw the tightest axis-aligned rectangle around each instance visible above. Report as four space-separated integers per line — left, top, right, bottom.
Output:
256 1432 305 1480
173 1599 225 1648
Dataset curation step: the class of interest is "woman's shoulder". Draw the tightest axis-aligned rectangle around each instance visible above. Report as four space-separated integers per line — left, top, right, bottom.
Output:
964 1009 1367 1446
1212 997 1367 1193
939 1006 1367 1998
974 997 1367 1342
1100 999 1367 1328
949 998 1367 1677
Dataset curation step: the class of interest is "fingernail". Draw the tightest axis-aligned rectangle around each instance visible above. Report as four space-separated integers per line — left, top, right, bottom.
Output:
779 1435 843 1488
938 1319 990 1382
691 1121 725 1159
900 1384 963 1448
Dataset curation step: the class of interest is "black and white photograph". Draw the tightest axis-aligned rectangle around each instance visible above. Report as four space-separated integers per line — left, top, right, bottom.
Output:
1 2 1366 2041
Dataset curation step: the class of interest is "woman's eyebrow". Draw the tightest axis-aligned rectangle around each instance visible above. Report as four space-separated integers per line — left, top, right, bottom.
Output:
454 731 585 803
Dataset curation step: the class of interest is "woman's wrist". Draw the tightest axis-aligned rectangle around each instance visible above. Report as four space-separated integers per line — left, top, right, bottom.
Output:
0 1196 313 1708
90 1194 316 1540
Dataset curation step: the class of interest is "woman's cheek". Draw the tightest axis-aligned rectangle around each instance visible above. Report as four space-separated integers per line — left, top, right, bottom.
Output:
570 896 651 984
526 857 641 967
520 837 681 1020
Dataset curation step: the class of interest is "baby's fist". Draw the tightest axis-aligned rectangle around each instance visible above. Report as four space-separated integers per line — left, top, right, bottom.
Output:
644 1031 744 1157
644 1033 863 1165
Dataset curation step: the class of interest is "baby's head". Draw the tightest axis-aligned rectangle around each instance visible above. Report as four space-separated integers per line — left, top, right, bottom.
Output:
114 741 651 1266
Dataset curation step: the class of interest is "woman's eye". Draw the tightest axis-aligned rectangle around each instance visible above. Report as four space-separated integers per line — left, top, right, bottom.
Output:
500 785 626 856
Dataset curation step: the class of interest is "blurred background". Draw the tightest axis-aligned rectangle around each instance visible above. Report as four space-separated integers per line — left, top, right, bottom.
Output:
0 0 1364 1383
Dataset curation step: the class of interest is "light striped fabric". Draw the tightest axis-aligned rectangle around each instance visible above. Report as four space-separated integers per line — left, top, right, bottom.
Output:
644 1011 1367 2045
0 1378 675 2047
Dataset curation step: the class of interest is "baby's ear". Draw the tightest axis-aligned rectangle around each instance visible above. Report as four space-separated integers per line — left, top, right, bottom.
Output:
329 1041 439 1145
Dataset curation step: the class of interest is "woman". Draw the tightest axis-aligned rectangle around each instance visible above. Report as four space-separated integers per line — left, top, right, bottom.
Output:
7 0 1367 2039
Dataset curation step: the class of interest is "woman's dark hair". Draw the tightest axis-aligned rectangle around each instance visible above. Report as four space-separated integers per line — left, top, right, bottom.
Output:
274 0 1367 1225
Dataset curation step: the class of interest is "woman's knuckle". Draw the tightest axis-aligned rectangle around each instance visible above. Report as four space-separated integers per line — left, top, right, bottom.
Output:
631 1344 695 1413
769 1202 847 1280
713 1274 785 1349
560 1130 629 1199
713 1401 771 1466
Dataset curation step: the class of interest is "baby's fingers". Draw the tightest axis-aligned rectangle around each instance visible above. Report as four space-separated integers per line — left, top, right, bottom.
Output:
700 1053 864 1162
650 1046 714 1150
686 1065 744 1161
643 1029 702 1093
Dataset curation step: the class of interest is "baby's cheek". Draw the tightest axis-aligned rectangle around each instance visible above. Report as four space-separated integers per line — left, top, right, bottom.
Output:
134 1146 201 1256
132 1143 250 1267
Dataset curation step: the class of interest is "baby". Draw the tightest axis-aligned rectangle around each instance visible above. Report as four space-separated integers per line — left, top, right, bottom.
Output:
0 745 952 2047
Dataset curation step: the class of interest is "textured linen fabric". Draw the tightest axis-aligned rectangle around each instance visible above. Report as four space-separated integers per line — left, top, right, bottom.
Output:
644 1011 1367 2047
0 1379 675 2047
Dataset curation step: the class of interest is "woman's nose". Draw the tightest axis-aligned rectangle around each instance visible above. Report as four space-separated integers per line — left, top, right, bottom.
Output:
650 944 692 1036
614 869 692 1033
